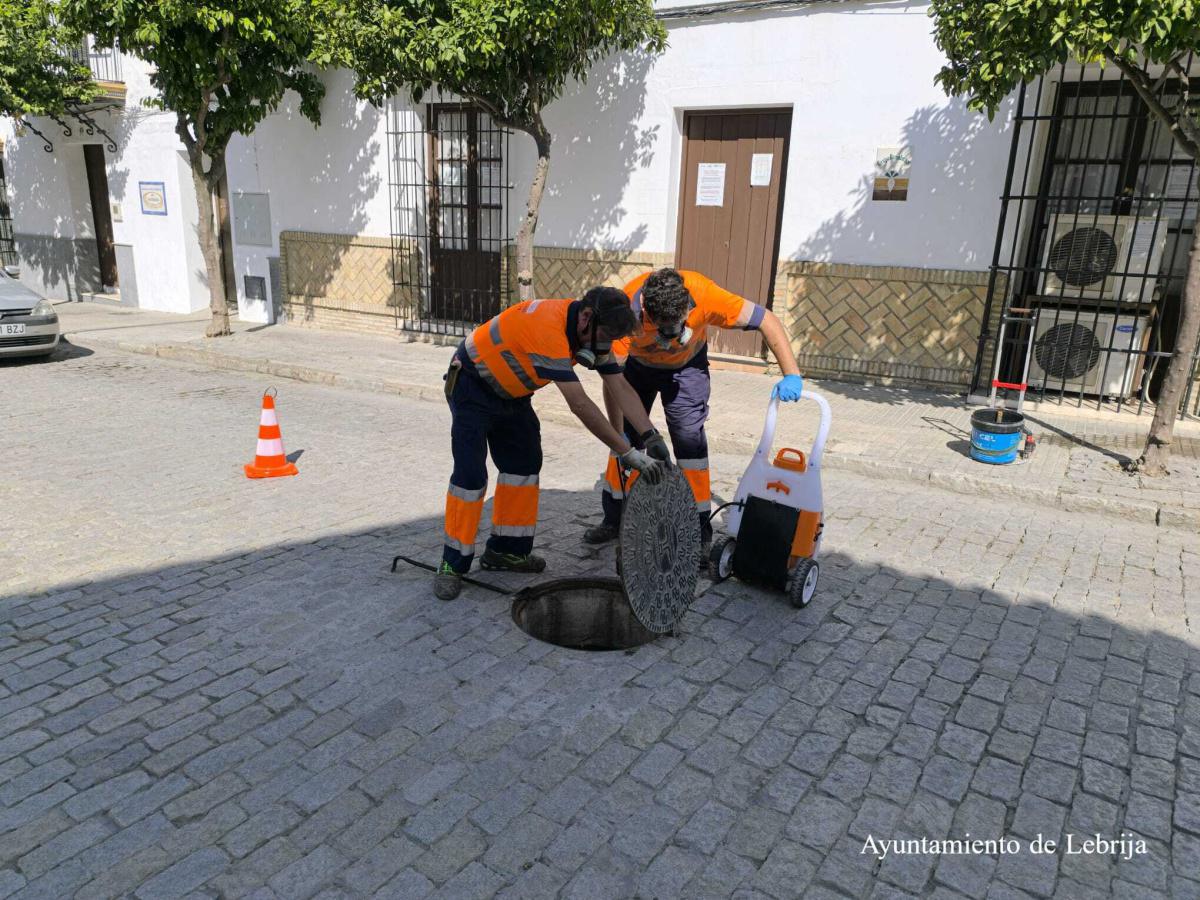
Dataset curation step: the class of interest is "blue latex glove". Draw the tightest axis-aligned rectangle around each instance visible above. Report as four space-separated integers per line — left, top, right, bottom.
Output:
774 374 804 402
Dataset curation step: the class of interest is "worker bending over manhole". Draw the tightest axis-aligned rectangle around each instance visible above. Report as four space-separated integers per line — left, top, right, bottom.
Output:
585 267 805 555
435 287 672 601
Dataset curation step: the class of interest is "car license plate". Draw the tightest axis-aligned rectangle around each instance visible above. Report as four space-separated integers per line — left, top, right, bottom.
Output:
1 323 26 336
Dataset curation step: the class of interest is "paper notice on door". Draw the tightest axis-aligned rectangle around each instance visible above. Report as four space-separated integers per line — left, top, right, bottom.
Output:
750 153 773 186
696 163 726 206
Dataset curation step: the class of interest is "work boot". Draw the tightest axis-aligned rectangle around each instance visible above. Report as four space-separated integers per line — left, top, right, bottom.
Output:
479 549 547 573
583 523 619 544
433 562 463 601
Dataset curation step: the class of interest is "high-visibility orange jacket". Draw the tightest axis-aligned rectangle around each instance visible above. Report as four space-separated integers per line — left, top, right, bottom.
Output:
612 270 765 370
457 299 623 399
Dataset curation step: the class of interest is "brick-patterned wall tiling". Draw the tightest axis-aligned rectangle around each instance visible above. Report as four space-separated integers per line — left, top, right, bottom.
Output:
523 246 675 300
278 233 677 336
780 261 998 389
279 231 420 331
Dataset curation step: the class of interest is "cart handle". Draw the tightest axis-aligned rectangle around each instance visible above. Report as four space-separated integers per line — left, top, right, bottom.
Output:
756 388 831 469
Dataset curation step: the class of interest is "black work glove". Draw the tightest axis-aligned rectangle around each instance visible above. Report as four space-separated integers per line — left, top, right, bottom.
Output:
641 429 672 464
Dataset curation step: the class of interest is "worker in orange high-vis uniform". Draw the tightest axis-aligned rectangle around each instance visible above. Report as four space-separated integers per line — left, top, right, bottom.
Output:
585 268 805 555
435 286 671 601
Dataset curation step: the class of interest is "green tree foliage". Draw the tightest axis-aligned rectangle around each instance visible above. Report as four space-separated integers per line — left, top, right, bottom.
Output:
321 0 667 300
930 0 1200 475
0 0 98 120
61 0 326 336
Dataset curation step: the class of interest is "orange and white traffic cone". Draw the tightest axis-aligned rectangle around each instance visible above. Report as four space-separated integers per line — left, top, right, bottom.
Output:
244 388 299 479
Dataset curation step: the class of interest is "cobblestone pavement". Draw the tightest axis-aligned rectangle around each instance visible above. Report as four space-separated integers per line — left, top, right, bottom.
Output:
56 302 1200 528
2 345 1199 899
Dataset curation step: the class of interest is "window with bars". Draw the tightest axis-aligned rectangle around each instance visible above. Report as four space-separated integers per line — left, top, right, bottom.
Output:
0 150 16 268
977 66 1200 416
387 97 511 335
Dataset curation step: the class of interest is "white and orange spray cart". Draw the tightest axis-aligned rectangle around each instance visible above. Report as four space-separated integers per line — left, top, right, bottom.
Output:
708 388 831 608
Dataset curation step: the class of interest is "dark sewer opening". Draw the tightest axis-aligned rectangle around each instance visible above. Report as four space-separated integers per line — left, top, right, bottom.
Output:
511 577 657 651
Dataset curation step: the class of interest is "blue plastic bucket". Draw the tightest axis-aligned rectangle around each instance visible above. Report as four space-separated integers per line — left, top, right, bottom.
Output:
970 409 1024 465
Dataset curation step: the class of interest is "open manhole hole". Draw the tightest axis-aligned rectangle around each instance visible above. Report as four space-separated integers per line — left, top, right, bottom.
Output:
511 577 658 651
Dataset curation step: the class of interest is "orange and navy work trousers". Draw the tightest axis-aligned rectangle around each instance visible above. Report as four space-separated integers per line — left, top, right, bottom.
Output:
442 365 541 574
601 356 712 542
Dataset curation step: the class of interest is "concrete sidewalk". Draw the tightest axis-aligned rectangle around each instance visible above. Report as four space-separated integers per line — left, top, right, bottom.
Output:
52 301 1200 529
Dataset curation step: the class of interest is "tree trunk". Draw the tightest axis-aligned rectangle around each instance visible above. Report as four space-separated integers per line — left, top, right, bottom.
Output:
188 159 231 338
1136 221 1200 476
515 120 551 303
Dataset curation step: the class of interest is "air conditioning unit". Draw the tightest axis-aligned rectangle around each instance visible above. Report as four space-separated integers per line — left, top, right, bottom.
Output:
1028 309 1150 398
1040 214 1166 305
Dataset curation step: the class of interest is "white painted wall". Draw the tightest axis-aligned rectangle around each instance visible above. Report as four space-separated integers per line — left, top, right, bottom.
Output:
6 1 1017 315
231 0 1014 283
225 69 393 323
511 0 1015 270
4 53 209 311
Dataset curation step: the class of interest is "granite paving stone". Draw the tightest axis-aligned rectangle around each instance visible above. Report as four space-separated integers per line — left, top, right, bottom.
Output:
2 345 1198 897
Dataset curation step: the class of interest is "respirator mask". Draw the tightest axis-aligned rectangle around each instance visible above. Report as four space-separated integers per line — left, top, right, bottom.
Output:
574 306 612 370
651 299 695 350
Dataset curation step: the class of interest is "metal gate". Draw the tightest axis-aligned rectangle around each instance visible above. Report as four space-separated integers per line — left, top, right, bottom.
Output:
387 94 512 336
0 149 15 269
974 59 1200 417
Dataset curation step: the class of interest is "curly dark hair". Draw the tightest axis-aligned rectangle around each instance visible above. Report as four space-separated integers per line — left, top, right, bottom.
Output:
641 268 691 324
581 286 638 338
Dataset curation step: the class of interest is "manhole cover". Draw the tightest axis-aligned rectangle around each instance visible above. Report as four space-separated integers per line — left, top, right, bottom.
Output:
511 577 656 651
618 467 701 633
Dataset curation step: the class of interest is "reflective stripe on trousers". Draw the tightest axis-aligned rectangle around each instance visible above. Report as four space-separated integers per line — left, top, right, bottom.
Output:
492 472 540 537
600 357 712 540
442 366 542 573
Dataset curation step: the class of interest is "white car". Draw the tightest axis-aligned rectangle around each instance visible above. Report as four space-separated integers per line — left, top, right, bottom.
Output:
0 266 60 358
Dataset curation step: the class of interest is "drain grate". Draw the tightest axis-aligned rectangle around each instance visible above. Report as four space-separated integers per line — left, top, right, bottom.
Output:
511 577 657 651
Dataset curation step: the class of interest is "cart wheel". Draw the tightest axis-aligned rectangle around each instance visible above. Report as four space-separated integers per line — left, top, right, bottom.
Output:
709 537 736 581
788 558 819 609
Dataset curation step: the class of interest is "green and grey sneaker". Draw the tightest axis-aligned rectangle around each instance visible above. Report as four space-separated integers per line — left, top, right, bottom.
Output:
433 562 463 601
583 523 619 544
479 549 547 573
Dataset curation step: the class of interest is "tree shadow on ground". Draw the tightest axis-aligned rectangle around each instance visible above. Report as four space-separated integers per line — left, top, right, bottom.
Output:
1 489 1197 897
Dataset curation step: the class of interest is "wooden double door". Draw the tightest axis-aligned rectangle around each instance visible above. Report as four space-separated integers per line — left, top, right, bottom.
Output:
676 109 792 358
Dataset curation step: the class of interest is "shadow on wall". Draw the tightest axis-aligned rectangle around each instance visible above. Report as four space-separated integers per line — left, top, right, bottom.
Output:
8 130 95 301
539 49 659 253
203 77 382 319
795 100 999 267
784 101 1007 396
9 103 156 302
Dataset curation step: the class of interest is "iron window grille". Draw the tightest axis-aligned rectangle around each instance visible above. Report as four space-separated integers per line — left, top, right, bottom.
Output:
974 57 1200 418
387 93 512 336
0 150 15 268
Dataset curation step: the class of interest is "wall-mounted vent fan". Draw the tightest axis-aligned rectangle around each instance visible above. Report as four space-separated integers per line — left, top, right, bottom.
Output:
1040 215 1166 305
1028 308 1150 397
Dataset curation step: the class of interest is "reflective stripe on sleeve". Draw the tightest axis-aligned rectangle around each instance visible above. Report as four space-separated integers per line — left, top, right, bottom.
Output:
529 353 572 372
